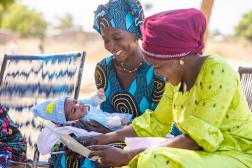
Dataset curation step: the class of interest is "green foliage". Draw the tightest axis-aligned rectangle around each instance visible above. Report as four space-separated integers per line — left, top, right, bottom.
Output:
1 3 48 38
235 11 252 41
55 13 74 29
0 0 15 26
0 0 15 9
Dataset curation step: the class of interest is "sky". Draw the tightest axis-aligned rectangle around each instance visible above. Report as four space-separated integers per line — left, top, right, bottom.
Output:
21 0 252 35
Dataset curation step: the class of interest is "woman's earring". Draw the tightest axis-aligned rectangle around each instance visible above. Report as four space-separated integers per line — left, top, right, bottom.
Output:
179 59 184 66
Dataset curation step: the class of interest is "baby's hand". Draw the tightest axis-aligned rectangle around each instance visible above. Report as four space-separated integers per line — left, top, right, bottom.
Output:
121 118 130 126
97 88 105 100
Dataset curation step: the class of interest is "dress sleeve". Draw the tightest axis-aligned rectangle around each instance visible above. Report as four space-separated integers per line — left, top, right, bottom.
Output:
150 75 165 110
132 82 177 137
178 62 238 152
94 63 106 90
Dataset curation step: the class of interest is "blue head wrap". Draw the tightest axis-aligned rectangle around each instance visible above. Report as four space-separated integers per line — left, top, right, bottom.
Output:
31 96 68 124
93 0 144 39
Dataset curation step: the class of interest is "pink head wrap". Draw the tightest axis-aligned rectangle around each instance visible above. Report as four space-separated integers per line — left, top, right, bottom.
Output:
141 8 206 60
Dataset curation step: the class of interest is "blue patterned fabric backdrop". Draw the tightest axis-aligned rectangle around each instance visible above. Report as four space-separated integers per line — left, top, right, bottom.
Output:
0 52 85 159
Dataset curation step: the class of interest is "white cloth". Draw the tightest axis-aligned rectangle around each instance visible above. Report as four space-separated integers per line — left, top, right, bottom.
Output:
37 123 101 155
107 116 122 128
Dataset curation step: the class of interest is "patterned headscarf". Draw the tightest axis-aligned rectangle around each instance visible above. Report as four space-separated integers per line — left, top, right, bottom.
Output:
93 0 144 39
141 8 206 60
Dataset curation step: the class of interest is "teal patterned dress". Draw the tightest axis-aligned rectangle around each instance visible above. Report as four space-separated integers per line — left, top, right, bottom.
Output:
95 56 165 118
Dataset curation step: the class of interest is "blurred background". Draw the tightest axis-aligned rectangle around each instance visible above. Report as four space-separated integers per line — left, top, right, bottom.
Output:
0 0 252 98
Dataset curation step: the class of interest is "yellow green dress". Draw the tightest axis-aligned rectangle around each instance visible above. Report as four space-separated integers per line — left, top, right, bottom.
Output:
130 55 252 168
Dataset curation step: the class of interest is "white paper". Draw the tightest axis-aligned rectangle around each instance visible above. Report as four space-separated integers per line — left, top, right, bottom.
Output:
59 134 99 161
125 137 169 150
37 122 101 155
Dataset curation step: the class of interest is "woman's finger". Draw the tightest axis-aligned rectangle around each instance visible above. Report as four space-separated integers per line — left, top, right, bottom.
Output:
89 150 104 158
88 145 108 151
77 154 84 160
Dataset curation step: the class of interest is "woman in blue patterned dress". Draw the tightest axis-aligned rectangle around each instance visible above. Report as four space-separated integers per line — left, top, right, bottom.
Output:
84 0 169 134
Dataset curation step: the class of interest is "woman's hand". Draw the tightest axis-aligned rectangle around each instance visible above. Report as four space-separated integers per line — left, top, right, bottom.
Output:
76 136 98 146
64 146 84 161
84 120 111 133
88 145 131 167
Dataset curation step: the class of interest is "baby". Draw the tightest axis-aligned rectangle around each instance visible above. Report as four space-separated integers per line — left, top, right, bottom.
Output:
31 89 132 155
31 89 131 129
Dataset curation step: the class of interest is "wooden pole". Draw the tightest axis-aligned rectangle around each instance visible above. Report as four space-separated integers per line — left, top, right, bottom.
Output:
200 0 214 43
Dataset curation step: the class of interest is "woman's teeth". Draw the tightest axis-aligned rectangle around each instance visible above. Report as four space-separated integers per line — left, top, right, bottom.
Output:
114 50 122 56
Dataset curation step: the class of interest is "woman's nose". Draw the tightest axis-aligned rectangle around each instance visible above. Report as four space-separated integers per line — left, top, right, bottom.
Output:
107 41 115 53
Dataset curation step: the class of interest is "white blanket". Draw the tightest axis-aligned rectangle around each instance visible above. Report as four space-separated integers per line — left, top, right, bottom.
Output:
37 123 101 155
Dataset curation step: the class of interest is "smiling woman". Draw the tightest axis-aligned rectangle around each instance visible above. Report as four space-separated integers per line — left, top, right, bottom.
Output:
84 8 252 168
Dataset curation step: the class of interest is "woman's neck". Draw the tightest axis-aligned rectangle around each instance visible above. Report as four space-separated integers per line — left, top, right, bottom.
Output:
182 55 206 91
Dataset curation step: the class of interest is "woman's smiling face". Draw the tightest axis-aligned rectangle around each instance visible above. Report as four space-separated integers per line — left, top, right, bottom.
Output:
101 27 138 62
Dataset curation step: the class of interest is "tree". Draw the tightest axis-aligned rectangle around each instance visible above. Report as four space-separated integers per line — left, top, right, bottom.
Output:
55 13 74 29
1 3 48 38
0 0 16 27
0 0 15 9
235 11 252 41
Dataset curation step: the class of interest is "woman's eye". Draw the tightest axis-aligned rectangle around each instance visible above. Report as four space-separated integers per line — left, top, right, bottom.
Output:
114 37 121 41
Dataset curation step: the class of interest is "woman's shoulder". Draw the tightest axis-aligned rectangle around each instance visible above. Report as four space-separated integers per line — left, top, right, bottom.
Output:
198 55 239 85
96 56 113 67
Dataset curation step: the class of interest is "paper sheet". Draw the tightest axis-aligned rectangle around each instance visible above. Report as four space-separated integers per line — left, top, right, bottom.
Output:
125 137 169 150
59 134 99 161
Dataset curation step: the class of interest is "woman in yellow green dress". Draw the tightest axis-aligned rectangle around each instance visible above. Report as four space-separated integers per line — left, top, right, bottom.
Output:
83 8 252 167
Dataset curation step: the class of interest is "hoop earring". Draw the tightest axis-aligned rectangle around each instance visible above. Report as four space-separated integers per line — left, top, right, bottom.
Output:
179 59 184 66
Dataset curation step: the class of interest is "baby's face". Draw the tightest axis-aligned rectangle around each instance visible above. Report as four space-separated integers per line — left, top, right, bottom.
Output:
64 98 89 121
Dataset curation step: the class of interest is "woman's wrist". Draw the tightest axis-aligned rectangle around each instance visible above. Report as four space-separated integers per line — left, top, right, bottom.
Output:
95 132 116 145
122 151 134 165
95 125 137 145
123 147 146 165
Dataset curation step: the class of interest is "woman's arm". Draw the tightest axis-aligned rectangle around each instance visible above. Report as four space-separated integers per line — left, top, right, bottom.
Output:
125 134 201 164
77 125 137 146
89 134 201 167
158 134 201 150
95 125 137 145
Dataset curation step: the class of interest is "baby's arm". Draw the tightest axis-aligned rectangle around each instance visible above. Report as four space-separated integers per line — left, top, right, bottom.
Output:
89 88 106 107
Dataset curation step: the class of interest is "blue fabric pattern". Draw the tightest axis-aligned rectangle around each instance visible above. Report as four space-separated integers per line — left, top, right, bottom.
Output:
93 0 144 39
95 56 165 118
